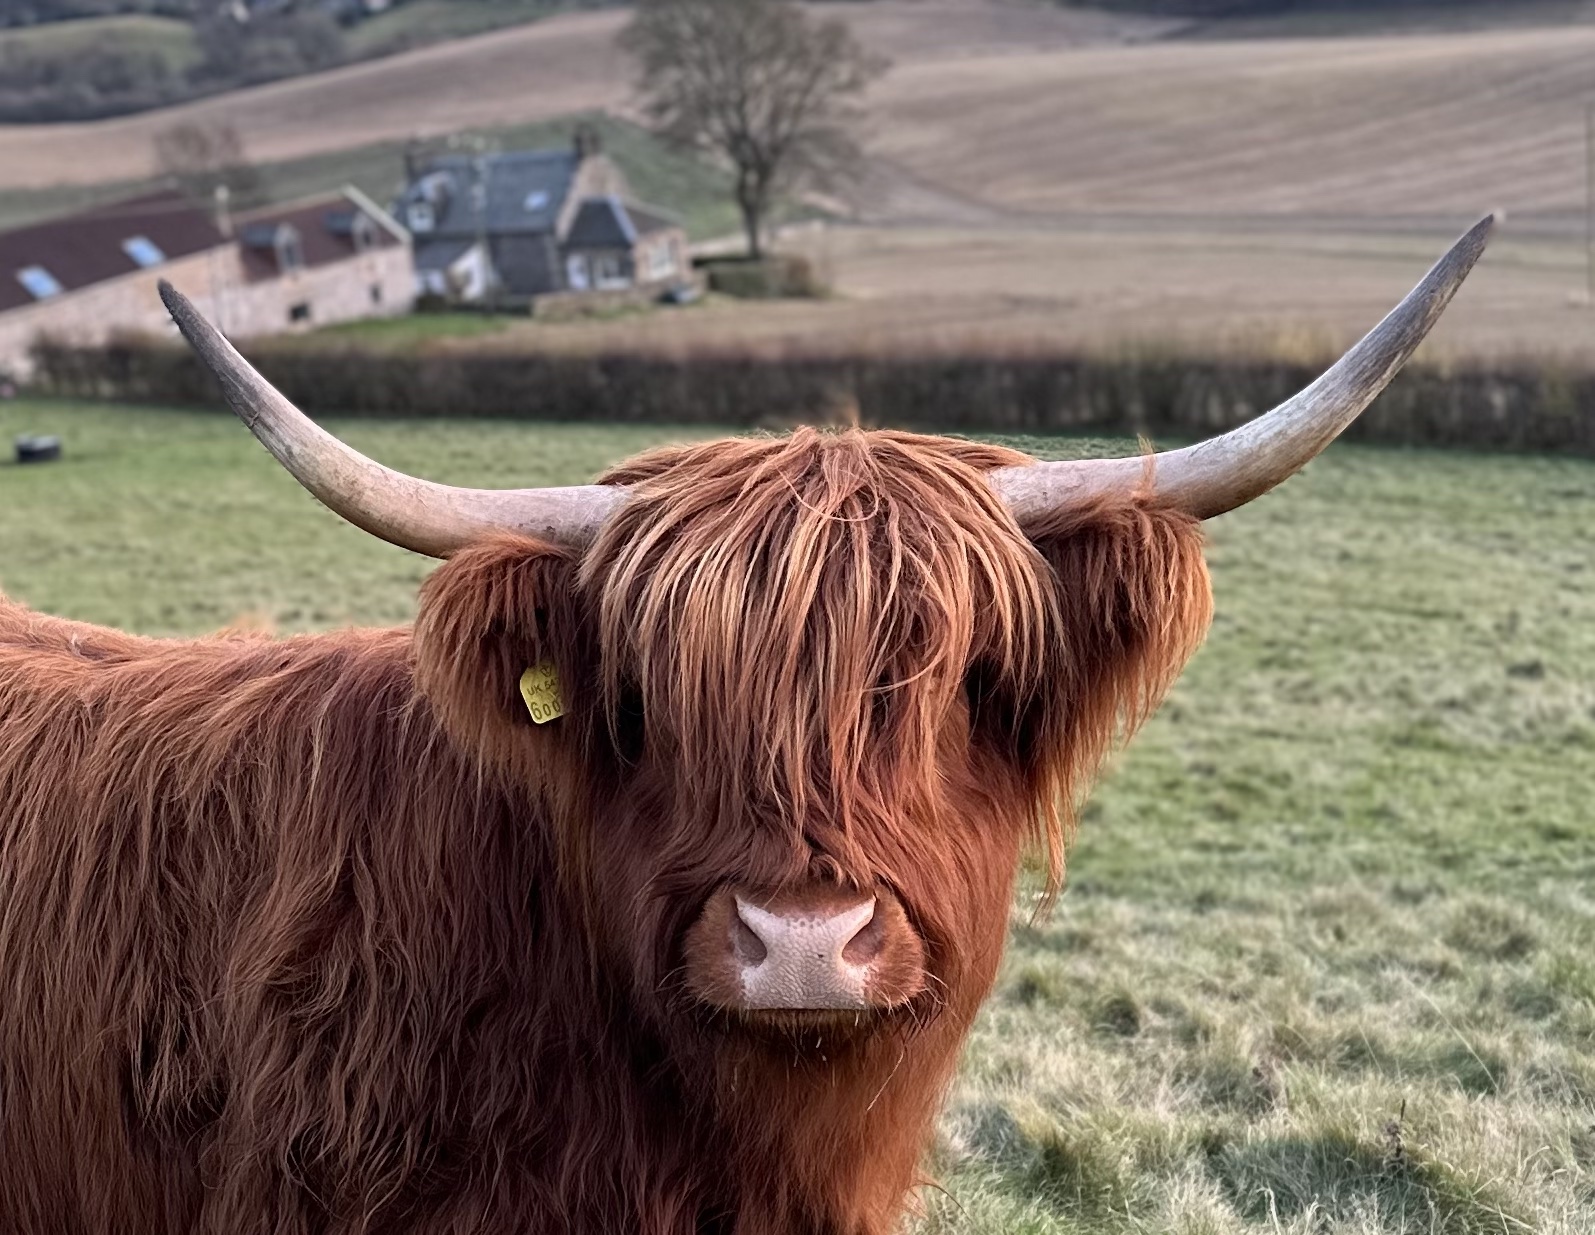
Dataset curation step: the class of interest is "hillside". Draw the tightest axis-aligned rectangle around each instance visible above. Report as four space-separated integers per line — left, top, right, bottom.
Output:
0 10 629 185
0 111 739 241
862 24 1593 226
3 0 1591 365
0 2 1584 228
0 3 1170 191
0 1 612 122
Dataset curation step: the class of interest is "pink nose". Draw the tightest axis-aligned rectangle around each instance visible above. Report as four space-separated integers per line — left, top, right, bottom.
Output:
683 884 927 1014
733 896 881 1010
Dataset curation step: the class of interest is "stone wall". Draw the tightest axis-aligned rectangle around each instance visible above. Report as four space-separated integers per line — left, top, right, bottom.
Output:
226 245 415 337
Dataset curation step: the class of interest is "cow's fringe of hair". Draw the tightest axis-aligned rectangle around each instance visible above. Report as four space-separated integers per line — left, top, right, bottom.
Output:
592 429 1211 901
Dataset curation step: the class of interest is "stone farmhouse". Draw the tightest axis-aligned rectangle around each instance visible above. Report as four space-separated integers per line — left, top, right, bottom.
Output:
397 129 692 310
0 186 412 380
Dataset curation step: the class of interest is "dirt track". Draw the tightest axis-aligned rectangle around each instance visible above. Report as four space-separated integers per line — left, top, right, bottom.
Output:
0 4 1582 226
0 1 1166 192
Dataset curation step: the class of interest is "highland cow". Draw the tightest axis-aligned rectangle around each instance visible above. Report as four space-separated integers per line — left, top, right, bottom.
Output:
0 217 1492 1234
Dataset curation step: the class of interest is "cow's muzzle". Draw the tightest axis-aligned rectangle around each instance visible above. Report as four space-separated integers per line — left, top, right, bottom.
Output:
682 883 926 1018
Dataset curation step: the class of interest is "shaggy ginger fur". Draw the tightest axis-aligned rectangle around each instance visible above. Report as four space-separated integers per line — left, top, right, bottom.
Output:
0 429 1210 1234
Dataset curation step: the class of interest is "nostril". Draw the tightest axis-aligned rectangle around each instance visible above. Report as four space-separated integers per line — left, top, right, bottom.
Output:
731 911 767 966
841 899 884 966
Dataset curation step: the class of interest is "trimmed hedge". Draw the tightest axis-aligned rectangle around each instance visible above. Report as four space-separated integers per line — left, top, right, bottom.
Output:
28 333 1595 455
700 255 826 300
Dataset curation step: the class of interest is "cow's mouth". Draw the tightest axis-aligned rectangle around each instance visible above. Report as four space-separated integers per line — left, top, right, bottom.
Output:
735 1005 893 1033
704 1002 931 1046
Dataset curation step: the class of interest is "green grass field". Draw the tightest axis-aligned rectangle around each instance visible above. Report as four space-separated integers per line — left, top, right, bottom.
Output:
0 112 736 241
308 312 524 348
0 13 199 71
344 0 582 57
2 399 1591 1232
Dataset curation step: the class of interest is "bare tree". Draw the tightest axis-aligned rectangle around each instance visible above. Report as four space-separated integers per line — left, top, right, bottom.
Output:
621 0 886 260
154 120 264 211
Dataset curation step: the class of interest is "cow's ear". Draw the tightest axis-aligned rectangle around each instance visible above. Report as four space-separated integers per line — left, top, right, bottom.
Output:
1024 496 1214 753
413 533 585 773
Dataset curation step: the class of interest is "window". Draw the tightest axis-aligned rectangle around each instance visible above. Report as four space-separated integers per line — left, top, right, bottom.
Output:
369 283 383 306
352 214 378 254
276 230 304 274
646 242 676 281
121 236 166 268
565 254 589 291
15 265 63 300
408 201 435 234
524 190 550 213
592 253 629 290
288 302 312 324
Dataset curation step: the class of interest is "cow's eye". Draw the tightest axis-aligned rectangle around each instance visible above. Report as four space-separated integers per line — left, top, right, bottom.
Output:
963 662 994 723
870 676 893 732
614 680 646 764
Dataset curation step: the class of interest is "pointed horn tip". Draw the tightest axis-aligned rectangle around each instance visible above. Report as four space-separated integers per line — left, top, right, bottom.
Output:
1458 211 1499 258
1406 213 1495 315
158 279 204 341
991 210 1501 522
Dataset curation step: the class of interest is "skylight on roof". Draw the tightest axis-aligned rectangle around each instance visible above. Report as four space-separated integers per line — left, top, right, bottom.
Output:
121 235 167 269
524 190 551 213
16 266 63 300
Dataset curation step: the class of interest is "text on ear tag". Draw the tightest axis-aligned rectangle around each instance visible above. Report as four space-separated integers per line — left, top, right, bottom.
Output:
519 662 565 724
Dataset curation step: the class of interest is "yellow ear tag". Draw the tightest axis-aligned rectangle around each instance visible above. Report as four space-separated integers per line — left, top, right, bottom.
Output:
519 662 565 725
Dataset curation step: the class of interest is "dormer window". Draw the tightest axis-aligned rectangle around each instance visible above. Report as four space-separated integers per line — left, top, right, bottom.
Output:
121 236 166 268
352 213 378 253
524 190 550 213
275 226 304 274
408 201 435 233
16 266 63 300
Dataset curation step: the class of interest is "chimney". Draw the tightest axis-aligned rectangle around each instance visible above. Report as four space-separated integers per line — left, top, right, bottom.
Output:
213 183 233 239
403 135 427 184
572 123 602 161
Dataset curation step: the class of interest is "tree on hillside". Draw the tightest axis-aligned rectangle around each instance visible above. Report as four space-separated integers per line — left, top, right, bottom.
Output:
620 0 886 260
154 120 264 211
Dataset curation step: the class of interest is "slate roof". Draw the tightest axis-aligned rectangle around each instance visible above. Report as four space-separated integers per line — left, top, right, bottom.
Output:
399 150 581 240
566 197 684 251
565 197 635 250
234 193 402 283
413 237 477 273
0 190 227 314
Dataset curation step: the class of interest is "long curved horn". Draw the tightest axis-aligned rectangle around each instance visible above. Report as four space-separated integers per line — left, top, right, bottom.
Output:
990 214 1496 523
159 281 625 556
